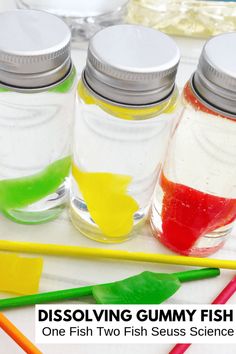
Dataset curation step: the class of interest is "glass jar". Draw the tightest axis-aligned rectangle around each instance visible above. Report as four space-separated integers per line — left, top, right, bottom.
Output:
70 24 180 243
151 33 236 257
0 10 77 225
16 0 129 45
128 0 236 38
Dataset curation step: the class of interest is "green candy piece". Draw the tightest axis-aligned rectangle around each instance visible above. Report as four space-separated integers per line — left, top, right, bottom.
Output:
0 86 9 92
0 156 71 211
0 268 220 309
92 271 181 305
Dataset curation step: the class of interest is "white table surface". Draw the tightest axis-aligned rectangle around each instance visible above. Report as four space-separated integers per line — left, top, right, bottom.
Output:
0 1 236 354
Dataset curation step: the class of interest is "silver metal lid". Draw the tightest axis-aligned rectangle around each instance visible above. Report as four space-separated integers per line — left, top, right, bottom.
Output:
84 24 180 106
193 32 236 115
0 10 71 89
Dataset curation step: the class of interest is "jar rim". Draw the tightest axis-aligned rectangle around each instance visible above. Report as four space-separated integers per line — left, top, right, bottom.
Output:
82 70 177 109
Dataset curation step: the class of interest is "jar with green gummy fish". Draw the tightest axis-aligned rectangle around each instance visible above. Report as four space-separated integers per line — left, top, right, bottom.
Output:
0 10 77 224
70 25 180 243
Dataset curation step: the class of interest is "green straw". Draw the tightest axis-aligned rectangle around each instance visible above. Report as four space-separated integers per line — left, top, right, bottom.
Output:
0 268 219 310
173 267 220 283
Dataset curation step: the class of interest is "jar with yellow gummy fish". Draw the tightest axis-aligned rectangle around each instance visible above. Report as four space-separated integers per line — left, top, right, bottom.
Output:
70 25 180 243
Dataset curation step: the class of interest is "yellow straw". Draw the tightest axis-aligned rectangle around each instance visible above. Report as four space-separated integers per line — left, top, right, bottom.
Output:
0 240 235 270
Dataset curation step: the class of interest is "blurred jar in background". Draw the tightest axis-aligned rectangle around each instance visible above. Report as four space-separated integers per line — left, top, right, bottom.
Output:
128 0 236 38
16 0 129 45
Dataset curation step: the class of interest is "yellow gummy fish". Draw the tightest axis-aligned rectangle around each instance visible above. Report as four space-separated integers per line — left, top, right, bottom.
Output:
0 253 43 295
72 164 139 238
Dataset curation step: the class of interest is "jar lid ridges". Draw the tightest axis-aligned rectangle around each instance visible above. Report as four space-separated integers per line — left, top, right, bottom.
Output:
84 24 180 105
194 32 236 115
0 10 71 89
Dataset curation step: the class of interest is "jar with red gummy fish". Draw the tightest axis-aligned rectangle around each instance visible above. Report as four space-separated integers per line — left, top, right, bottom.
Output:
150 33 236 257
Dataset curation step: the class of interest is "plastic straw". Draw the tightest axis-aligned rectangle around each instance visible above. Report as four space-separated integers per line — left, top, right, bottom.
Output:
0 268 219 310
169 276 236 354
0 312 42 353
0 240 235 270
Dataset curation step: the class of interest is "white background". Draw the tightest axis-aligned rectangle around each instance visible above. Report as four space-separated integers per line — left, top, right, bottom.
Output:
0 1 236 354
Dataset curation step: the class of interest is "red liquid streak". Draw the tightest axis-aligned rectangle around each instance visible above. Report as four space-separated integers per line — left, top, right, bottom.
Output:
160 174 236 255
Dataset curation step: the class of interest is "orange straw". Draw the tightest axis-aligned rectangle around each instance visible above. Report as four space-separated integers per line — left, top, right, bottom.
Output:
0 312 42 354
169 275 236 354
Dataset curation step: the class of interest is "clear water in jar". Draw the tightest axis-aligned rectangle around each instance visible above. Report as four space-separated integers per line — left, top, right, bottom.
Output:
151 90 236 256
70 100 176 243
0 88 75 224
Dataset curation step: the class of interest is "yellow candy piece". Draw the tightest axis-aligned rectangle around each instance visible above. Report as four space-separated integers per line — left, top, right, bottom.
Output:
78 81 178 120
0 253 43 295
72 164 139 238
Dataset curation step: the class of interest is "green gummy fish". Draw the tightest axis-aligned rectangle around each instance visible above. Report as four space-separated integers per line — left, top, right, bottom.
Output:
0 156 71 211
